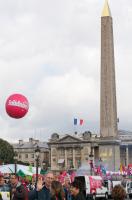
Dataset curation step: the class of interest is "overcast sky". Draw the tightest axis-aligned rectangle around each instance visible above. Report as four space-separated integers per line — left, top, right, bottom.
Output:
0 0 132 143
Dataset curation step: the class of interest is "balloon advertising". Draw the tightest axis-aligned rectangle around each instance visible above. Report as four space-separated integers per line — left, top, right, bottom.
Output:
5 94 29 119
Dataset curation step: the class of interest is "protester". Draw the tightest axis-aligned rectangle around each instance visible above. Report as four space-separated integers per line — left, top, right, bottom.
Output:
26 180 35 191
0 175 10 192
70 180 86 200
28 171 54 200
51 181 65 200
112 184 127 200
10 173 28 200
63 176 72 200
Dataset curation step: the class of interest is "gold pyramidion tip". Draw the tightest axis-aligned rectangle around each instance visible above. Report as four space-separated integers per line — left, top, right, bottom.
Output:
102 0 111 17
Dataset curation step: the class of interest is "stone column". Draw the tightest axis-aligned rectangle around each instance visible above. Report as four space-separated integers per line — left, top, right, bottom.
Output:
65 148 67 169
81 148 85 164
92 147 94 162
126 146 129 166
50 148 53 170
73 148 76 168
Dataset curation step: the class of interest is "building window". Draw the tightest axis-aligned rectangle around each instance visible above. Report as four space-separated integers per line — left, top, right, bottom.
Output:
76 148 81 155
76 159 81 168
31 154 34 158
25 154 28 159
44 152 49 160
53 158 56 162
85 157 88 161
68 159 73 168
60 149 64 156
19 154 21 159
68 148 72 155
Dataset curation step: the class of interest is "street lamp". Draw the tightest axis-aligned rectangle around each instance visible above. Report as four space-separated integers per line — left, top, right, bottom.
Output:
69 160 74 169
99 157 103 167
14 151 18 174
42 160 46 170
35 146 40 184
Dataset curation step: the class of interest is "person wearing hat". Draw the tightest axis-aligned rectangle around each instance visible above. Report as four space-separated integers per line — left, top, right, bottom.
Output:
63 176 72 200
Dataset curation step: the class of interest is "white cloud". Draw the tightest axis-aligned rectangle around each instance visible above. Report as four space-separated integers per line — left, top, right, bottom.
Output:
0 0 131 143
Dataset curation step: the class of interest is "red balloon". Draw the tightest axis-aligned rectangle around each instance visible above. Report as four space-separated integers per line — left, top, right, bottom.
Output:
5 94 29 119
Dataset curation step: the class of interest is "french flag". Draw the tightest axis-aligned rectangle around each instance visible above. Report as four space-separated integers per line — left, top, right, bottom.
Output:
74 118 84 125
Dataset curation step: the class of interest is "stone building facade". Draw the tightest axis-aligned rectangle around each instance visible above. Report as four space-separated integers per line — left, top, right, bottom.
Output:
48 130 132 172
48 132 99 171
12 130 132 172
12 138 49 168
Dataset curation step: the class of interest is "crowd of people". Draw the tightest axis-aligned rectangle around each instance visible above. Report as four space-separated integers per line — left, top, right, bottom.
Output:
0 172 85 200
0 172 128 200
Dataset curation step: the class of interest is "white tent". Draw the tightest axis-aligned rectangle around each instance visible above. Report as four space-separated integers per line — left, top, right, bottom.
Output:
0 164 41 175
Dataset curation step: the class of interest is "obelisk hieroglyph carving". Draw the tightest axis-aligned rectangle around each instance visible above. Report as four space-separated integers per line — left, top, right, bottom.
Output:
100 0 118 138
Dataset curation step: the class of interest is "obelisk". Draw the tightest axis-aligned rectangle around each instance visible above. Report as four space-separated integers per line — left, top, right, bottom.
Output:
100 0 118 138
99 0 120 171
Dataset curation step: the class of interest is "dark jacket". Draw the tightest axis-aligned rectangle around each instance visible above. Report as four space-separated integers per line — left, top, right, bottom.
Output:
28 185 50 200
51 195 64 200
11 182 28 200
51 191 66 200
0 184 10 192
63 187 72 200
72 192 86 200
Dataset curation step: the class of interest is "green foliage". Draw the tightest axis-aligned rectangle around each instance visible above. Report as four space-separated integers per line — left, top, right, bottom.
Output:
0 138 14 164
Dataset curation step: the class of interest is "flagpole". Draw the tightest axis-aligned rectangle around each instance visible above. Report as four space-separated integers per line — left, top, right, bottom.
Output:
73 118 78 135
74 126 77 135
